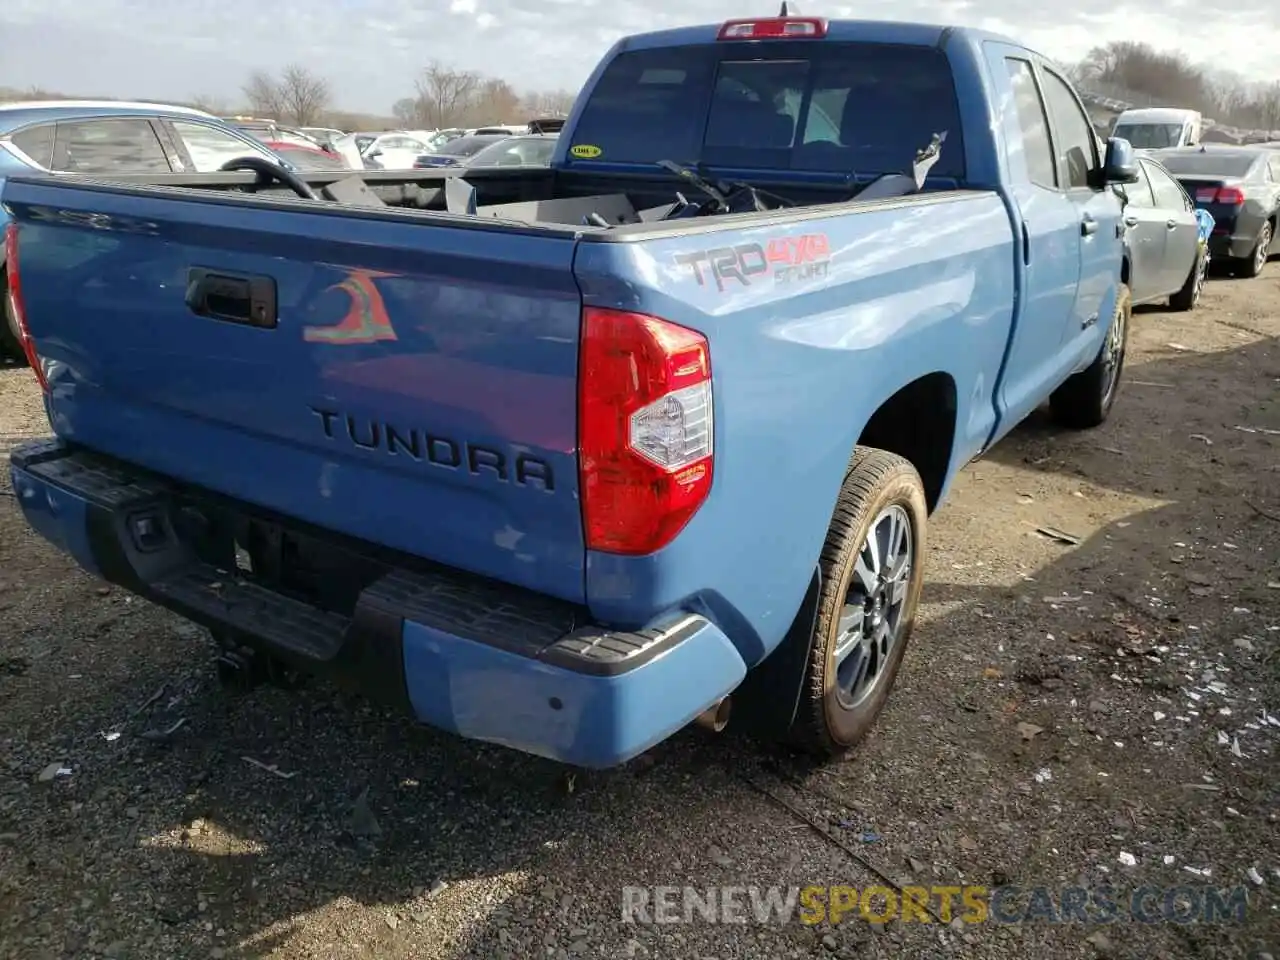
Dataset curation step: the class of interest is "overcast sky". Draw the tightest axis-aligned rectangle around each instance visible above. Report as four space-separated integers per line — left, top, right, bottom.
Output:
1 0 1277 114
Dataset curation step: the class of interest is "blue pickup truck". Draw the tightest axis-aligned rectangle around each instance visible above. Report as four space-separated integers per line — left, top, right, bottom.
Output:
1 13 1140 768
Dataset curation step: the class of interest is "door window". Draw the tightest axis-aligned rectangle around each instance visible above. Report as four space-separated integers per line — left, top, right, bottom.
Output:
9 123 56 167
1039 69 1098 189
1123 164 1155 207
54 119 172 174
170 120 268 173
1146 162 1190 211
1003 58 1057 188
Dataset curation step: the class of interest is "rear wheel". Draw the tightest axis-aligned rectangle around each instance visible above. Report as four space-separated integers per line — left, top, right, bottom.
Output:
1168 247 1207 312
1236 221 1272 279
1049 282 1130 429
790 447 927 757
1 270 24 362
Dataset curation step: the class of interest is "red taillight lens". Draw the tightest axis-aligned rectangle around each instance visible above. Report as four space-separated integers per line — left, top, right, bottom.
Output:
579 307 714 555
718 17 827 39
1196 186 1245 206
3 222 47 393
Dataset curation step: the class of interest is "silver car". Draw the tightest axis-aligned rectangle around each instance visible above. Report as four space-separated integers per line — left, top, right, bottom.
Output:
1118 156 1206 311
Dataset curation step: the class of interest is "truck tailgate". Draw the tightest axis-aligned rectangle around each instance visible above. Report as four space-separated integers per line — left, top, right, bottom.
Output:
4 179 586 603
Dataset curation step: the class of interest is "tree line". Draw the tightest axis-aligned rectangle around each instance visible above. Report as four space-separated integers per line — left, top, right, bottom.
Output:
1065 41 1280 132
195 62 576 132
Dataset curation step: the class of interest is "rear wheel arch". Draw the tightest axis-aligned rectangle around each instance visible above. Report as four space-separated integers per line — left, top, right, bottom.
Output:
853 371 958 514
728 374 957 743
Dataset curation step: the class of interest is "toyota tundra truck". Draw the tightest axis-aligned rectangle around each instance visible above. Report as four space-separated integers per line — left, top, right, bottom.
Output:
1 13 1140 768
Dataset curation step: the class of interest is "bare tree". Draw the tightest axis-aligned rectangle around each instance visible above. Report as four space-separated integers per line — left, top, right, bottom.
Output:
241 66 331 125
392 97 419 128
473 78 521 124
277 64 332 127
524 89 577 117
189 93 230 115
242 70 286 119
413 62 481 128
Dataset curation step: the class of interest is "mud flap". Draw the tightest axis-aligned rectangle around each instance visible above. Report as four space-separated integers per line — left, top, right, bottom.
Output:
727 566 822 741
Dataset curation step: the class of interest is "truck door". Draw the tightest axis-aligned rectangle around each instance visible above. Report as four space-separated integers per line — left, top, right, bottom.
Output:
983 46 1084 430
1036 64 1126 363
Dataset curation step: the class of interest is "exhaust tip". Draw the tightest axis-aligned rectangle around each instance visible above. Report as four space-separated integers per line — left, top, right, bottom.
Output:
694 697 731 733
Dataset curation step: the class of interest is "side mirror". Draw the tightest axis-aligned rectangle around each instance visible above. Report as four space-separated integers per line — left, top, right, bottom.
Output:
366 148 382 159
1102 137 1140 185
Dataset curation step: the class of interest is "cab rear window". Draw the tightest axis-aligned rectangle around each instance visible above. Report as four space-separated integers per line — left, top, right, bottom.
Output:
567 41 965 178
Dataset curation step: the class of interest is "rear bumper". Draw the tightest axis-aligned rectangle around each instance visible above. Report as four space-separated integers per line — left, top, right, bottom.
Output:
9 439 746 768
1208 233 1258 259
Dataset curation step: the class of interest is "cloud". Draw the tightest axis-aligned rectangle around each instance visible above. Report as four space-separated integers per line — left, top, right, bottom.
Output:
0 0 1276 114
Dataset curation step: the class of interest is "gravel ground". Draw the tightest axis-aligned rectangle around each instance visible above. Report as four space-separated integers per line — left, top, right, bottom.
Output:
1 265 1278 960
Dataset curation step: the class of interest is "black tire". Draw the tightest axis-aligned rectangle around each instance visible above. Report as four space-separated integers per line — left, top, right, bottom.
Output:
0 270 25 362
1049 282 1130 430
790 447 928 757
1168 247 1206 312
1235 220 1272 279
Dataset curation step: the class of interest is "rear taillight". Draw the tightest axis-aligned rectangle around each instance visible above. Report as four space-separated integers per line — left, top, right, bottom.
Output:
1196 186 1245 206
579 307 714 555
3 222 47 393
718 17 827 39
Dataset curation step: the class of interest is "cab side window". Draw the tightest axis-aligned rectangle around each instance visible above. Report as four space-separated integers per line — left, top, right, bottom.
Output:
1039 69 1098 189
1004 58 1057 188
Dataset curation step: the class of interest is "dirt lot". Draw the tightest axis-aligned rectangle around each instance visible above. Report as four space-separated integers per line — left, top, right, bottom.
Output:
1 266 1278 960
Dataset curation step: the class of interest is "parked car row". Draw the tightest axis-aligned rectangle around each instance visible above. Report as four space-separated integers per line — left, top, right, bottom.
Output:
413 133 558 169
333 123 562 171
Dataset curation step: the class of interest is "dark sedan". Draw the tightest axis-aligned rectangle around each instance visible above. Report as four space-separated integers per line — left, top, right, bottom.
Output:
1147 145 1280 277
412 134 510 168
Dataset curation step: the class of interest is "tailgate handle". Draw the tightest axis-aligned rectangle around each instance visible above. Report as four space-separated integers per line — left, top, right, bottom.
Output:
185 268 277 329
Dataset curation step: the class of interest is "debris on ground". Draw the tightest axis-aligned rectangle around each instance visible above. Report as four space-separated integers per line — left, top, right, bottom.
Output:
1034 526 1082 545
241 755 297 779
139 717 188 742
1016 722 1044 741
344 786 382 839
36 762 72 782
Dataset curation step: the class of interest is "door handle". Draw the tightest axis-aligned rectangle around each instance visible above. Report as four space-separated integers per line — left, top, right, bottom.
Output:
1081 215 1098 236
1123 214 1139 227
185 268 278 329
1166 219 1178 229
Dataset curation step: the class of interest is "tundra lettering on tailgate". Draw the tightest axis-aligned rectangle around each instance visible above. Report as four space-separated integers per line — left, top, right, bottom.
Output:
673 233 831 292
309 407 554 491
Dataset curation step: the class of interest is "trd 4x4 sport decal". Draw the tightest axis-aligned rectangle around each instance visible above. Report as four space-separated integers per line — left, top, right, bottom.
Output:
672 233 831 293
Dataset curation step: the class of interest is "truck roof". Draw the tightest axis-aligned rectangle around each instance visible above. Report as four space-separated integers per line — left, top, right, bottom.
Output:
1115 107 1201 122
613 18 1036 59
